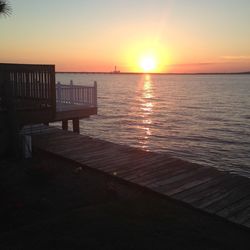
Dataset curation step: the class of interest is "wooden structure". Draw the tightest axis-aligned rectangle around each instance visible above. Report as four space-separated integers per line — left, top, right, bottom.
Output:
56 80 97 107
0 63 56 124
55 81 97 132
31 126 250 229
0 63 97 126
0 63 97 155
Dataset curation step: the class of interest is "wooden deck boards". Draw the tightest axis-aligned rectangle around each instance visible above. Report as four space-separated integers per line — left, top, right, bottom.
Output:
31 127 250 229
173 175 229 200
218 195 250 218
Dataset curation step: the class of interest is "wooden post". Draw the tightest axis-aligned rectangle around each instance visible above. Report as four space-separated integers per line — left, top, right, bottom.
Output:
72 118 80 133
94 81 97 107
70 80 74 104
57 81 61 111
62 120 68 131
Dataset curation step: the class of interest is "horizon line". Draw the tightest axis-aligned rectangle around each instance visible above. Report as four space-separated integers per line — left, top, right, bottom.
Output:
56 71 250 75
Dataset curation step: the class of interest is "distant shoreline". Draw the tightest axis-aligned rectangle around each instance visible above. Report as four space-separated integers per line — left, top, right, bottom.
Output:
56 71 250 75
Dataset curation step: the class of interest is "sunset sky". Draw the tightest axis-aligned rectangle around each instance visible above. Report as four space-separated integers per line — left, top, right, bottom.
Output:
1 0 250 73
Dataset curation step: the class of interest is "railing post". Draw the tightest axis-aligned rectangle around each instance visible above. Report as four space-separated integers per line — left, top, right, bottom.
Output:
94 81 97 107
57 81 61 111
70 80 74 104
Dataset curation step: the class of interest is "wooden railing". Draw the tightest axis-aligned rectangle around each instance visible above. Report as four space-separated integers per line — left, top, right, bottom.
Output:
56 80 97 108
0 63 56 124
0 63 56 109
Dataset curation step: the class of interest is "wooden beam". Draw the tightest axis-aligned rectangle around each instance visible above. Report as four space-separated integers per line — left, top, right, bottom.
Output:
62 120 68 131
72 118 80 133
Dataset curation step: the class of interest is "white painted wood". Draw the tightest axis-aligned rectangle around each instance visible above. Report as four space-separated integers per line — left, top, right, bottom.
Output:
56 80 97 107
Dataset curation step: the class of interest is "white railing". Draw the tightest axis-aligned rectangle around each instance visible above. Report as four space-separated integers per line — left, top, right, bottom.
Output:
56 80 97 108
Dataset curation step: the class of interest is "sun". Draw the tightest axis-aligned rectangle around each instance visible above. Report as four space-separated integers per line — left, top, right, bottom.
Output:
139 56 157 72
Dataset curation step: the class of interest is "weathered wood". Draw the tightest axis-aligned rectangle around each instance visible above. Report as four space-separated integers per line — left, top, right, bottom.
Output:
0 63 56 125
116 155 176 179
62 120 68 131
181 176 239 205
132 161 196 185
55 105 97 121
98 154 163 175
172 174 228 200
31 127 250 229
166 177 214 197
229 206 250 225
55 81 97 124
217 195 250 218
157 172 216 197
204 181 250 213
56 81 97 107
189 177 248 209
148 167 209 190
1 64 97 133
70 146 151 172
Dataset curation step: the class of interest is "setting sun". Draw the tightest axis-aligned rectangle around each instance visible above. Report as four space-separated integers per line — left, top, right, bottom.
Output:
139 56 157 72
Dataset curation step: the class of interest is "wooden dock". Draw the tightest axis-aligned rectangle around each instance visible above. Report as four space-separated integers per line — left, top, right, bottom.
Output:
30 127 250 229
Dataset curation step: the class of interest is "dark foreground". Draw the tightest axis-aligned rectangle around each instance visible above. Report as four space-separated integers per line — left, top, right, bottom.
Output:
0 151 249 250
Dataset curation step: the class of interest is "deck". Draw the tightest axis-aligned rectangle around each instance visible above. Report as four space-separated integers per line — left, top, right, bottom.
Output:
30 126 250 229
55 80 97 120
52 81 97 132
55 103 97 121
0 81 97 134
0 63 97 157
0 64 97 128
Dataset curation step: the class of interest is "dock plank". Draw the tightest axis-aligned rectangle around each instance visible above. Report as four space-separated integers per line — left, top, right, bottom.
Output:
229 206 250 225
119 155 175 179
205 182 250 213
172 174 228 200
153 168 216 194
189 177 248 210
179 175 241 205
81 150 155 172
217 195 250 219
148 167 211 190
128 159 193 183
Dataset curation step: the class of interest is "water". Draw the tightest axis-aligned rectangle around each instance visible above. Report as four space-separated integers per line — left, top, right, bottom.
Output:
56 73 250 178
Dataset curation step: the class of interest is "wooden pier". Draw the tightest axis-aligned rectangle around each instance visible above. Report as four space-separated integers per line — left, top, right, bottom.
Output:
30 126 250 229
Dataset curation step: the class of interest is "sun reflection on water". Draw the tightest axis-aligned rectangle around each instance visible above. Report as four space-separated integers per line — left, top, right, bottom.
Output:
138 74 154 150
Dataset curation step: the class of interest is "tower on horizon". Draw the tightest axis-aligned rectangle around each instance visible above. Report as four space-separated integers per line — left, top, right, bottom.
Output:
112 65 120 73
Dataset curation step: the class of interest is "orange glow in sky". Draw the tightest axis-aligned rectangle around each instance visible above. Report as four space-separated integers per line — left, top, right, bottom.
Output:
1 1 250 73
